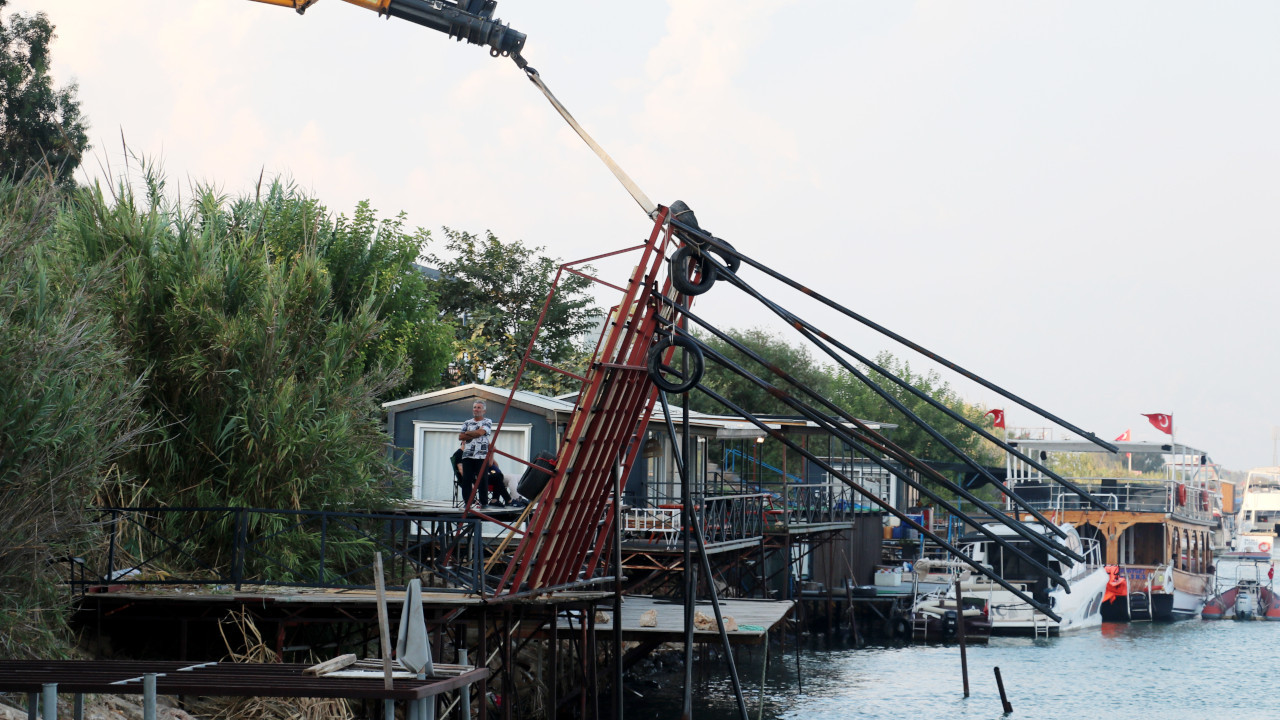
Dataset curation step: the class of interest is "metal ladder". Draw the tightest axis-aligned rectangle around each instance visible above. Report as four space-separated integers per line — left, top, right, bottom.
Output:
1031 612 1051 638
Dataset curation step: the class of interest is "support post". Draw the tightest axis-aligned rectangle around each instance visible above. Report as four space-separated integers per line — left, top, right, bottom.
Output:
459 647 471 720
994 666 1013 713
41 683 56 720
143 674 157 720
955 576 969 698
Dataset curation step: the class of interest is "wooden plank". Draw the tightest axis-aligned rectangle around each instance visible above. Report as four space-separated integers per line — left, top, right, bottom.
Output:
303 654 357 676
372 553 393 691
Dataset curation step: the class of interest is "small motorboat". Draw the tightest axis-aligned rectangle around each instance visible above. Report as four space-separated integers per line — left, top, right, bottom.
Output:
906 592 992 643
1202 557 1280 621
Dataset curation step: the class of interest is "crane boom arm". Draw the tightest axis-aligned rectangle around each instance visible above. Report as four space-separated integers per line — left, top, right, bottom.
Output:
246 0 526 57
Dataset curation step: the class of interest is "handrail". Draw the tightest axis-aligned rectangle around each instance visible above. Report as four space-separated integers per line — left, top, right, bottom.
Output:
72 506 497 595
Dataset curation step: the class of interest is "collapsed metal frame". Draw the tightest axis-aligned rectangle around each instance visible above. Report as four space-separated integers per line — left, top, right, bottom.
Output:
640 213 1125 624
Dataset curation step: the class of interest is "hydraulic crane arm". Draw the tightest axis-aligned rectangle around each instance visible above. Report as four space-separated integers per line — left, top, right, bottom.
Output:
247 0 526 57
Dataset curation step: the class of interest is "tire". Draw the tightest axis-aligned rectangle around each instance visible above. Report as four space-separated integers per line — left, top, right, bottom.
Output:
670 245 716 296
707 238 741 276
647 335 705 394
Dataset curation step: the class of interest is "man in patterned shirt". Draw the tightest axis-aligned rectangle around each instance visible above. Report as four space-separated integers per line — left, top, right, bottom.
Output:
458 399 494 507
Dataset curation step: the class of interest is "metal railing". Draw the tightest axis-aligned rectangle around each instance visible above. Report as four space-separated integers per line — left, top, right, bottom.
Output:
623 493 769 547
74 507 492 595
1009 479 1216 523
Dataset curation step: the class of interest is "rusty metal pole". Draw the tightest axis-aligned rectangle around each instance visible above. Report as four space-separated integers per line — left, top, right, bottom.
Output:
955 576 969 698
994 667 1013 713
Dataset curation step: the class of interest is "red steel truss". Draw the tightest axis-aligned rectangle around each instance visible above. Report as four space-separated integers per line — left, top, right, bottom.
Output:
476 206 688 596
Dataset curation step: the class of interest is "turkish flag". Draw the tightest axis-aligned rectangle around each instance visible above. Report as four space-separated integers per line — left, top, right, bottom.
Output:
1115 429 1131 442
986 409 1005 429
1142 413 1173 435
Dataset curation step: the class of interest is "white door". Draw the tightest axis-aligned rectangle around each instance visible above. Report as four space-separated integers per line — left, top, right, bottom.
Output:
412 421 532 502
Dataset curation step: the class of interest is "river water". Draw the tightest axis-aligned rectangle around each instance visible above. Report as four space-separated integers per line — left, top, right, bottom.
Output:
625 559 1280 719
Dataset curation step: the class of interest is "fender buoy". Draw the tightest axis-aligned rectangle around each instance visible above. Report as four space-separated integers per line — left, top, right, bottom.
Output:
1177 484 1187 506
1200 490 1210 511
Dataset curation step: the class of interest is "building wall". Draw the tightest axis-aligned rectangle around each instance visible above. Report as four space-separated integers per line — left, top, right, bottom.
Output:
388 397 559 495
811 516 886 589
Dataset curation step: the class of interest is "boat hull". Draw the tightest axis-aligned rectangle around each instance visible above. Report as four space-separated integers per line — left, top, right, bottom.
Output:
1202 585 1280 621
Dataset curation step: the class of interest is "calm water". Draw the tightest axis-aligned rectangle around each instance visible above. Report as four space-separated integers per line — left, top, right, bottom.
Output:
625 560 1280 719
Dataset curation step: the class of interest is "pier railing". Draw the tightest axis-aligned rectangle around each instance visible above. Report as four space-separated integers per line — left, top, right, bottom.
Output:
71 507 492 595
1008 479 1216 523
624 493 769 547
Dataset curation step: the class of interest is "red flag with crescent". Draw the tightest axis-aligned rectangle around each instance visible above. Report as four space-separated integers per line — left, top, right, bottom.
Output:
986 409 1005 429
1115 429 1131 442
1142 413 1173 435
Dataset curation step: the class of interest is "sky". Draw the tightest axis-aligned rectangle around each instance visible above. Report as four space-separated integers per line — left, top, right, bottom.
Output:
23 1 1280 470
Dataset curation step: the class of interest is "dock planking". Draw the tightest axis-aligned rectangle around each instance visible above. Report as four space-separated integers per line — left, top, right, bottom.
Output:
556 595 793 645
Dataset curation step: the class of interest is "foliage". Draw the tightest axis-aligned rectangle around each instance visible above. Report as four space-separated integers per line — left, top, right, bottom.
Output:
828 350 994 467
427 228 599 395
0 1 88 188
691 326 835 416
225 185 454 399
0 177 143 658
60 166 409 570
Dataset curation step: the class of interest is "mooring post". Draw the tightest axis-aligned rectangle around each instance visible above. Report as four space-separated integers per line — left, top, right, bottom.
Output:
994 666 1013 713
41 683 56 720
955 576 969 698
26 693 36 720
383 699 395 720
757 635 768 720
73 693 83 720
143 674 157 720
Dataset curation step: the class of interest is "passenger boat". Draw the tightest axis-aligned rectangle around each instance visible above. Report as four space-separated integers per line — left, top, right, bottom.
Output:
1003 439 1220 621
1202 555 1280 620
1232 467 1280 554
950 521 1107 635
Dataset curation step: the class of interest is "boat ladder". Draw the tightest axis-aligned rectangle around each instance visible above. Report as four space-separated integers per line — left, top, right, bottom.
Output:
911 612 930 641
1031 613 1051 639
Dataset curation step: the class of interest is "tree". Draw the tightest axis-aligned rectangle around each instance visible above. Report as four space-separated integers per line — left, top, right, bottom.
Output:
691 326 834 416
0 1 89 188
0 177 142 657
62 168 411 573
428 228 599 395
226 183 454 399
829 351 995 467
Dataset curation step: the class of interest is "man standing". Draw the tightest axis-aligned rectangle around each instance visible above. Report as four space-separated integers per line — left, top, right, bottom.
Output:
458 399 494 507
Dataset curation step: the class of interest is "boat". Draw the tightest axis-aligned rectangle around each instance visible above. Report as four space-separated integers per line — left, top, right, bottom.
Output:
1202 555 1280 620
1232 467 1280 554
950 521 1107 635
1004 438 1220 621
907 591 992 643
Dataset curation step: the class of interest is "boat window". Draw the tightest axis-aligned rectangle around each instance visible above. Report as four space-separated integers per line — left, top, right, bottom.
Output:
996 542 1051 583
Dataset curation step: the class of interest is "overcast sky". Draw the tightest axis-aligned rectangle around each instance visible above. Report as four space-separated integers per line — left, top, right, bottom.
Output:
25 1 1280 470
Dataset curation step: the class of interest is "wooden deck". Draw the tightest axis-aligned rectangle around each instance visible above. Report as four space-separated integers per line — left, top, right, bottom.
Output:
556 595 793 645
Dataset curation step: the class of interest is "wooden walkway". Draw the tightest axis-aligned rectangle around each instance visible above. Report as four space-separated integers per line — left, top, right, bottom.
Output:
557 595 793 645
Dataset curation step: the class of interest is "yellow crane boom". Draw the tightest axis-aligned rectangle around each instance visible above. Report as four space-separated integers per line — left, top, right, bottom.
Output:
246 0 525 57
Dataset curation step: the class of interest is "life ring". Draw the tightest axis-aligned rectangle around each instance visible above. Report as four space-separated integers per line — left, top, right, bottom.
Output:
1260 541 1272 553
1176 484 1187 506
